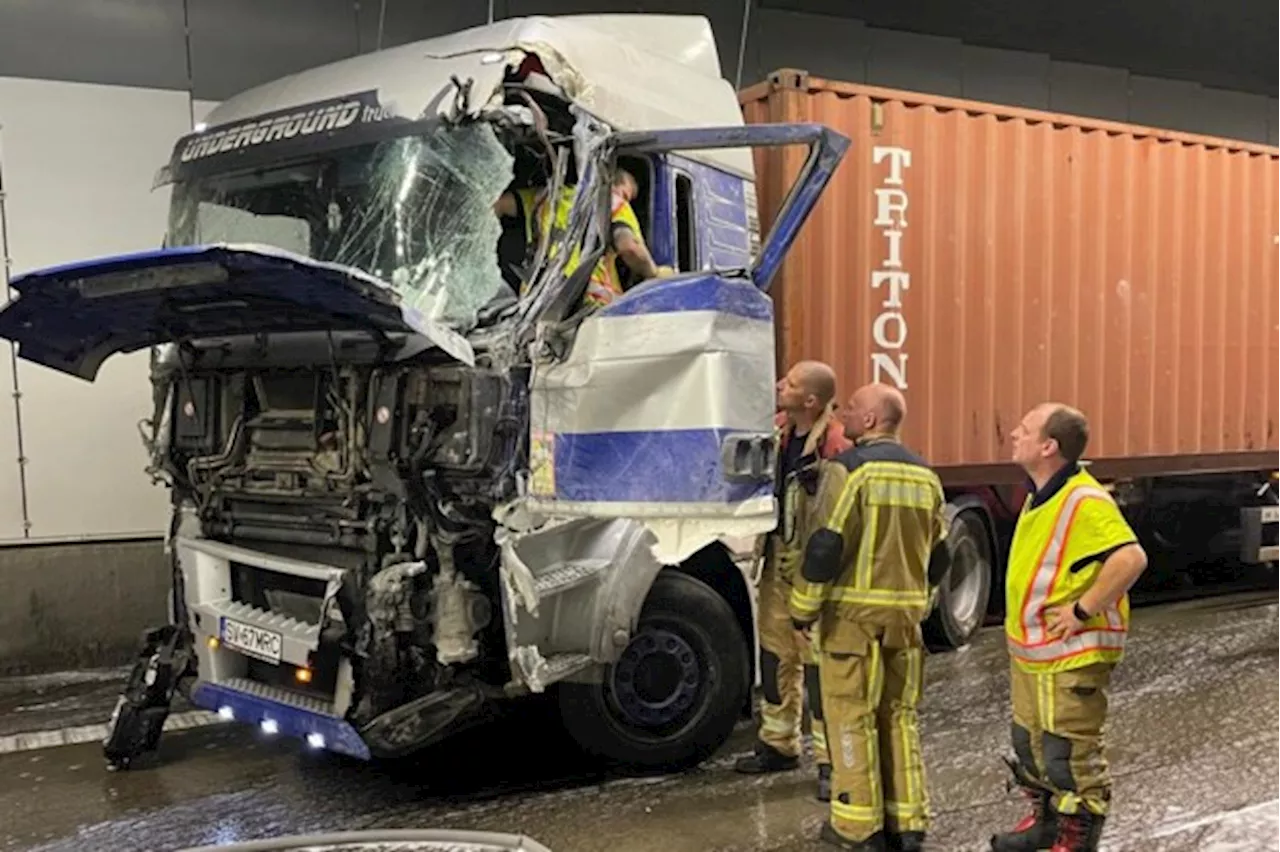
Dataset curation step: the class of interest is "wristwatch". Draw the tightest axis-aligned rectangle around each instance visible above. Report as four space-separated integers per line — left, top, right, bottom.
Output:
1072 601 1091 621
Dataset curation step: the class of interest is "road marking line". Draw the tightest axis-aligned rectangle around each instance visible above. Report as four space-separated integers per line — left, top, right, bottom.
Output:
0 711 224 756
1147 799 1280 839
0 711 753 762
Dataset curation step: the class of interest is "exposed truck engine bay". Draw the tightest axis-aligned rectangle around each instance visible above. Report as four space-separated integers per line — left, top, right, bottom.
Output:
151 334 526 752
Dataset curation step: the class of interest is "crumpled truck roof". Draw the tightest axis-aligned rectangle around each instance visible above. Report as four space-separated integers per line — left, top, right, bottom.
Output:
194 14 754 177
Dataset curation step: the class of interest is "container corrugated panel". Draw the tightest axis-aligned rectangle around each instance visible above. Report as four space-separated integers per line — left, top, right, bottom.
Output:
741 71 1280 484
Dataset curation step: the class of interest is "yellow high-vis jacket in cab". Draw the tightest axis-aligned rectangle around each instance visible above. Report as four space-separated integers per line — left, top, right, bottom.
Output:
789 435 949 634
1004 464 1138 674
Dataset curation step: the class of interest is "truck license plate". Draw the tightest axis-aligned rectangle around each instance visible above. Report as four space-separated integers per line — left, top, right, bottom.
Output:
220 617 283 664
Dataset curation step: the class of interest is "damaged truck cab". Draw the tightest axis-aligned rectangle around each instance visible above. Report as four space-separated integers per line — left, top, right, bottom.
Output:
0 15 848 770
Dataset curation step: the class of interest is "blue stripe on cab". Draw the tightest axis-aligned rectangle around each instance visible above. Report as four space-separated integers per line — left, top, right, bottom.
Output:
554 428 772 504
602 274 773 322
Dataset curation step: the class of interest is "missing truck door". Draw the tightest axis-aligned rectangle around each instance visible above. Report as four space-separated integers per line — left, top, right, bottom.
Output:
870 145 911 390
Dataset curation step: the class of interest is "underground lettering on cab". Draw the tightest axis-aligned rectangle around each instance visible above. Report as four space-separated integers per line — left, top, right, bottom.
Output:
179 100 364 163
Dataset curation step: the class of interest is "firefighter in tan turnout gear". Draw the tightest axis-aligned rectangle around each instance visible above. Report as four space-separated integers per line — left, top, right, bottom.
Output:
991 404 1148 852
736 361 850 801
790 383 951 852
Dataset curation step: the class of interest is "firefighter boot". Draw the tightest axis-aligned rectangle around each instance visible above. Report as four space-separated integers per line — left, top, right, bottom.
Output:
734 741 799 774
1049 811 1104 852
820 824 886 851
888 832 925 852
990 787 1057 852
817 763 832 802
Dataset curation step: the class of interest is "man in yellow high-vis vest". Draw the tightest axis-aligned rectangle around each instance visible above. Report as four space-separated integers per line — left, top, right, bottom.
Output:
991 403 1149 852
791 383 951 852
495 169 666 309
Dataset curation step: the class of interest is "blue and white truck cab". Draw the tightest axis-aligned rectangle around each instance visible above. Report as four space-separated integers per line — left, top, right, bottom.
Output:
0 14 848 769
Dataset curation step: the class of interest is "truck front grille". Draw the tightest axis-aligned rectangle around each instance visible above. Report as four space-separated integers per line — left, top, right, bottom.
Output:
230 561 327 626
177 536 352 715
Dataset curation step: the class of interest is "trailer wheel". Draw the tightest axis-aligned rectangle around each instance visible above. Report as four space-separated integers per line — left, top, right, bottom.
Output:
923 508 993 652
557 570 749 770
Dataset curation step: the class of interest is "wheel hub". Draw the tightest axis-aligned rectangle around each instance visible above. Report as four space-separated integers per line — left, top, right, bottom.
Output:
947 530 985 631
611 628 701 727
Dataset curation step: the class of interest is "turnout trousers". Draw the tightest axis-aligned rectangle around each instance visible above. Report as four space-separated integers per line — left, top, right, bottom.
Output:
1009 659 1114 816
820 620 929 842
757 555 829 765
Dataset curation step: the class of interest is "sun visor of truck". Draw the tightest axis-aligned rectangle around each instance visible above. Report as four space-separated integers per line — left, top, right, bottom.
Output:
0 245 448 382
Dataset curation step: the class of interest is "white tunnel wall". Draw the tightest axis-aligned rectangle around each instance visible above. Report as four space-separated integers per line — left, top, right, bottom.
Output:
0 337 21 540
192 99 222 128
0 78 198 542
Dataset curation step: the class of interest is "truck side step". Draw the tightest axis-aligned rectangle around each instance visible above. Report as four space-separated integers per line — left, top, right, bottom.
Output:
533 558 610 598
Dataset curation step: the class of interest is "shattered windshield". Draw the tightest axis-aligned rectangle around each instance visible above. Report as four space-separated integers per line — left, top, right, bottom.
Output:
166 122 514 330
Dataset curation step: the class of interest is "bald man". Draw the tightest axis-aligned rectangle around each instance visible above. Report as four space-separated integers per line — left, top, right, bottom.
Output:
791 383 951 851
736 360 850 803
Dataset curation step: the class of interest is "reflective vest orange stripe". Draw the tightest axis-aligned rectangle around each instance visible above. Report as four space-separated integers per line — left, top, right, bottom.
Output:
1008 483 1130 666
1009 628 1126 665
526 188 629 307
1014 485 1110 646
585 192 631 305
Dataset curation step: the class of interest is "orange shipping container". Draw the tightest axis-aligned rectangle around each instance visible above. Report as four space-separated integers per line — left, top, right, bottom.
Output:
741 71 1280 486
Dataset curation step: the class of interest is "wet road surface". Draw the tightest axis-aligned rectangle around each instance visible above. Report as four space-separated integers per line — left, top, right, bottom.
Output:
0 668 131 738
0 592 1275 852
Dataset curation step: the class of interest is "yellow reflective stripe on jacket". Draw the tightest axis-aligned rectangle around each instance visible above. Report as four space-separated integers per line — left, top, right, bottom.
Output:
824 464 868 536
518 186 639 307
588 194 642 304
853 464 940 591
826 587 930 608
789 580 825 619
790 442 944 623
780 477 802 546
792 569 913 619
1009 627 1128 665
796 462 865 615
515 187 579 297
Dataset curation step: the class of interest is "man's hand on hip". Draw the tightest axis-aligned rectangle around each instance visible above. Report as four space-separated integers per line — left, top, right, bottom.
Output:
1044 603 1085 640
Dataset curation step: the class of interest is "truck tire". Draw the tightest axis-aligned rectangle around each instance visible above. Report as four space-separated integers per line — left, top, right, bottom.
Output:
557 570 749 770
923 507 993 652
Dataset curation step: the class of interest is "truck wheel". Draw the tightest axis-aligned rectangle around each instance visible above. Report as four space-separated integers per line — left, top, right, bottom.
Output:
923 508 993 652
557 570 749 770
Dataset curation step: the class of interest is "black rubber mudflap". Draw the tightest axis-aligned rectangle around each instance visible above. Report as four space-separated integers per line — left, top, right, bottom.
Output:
102 625 192 770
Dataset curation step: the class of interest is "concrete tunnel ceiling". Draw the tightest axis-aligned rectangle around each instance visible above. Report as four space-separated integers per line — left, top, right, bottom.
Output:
762 0 1279 97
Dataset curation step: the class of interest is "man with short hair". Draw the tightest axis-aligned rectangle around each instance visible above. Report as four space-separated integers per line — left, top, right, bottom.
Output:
735 360 849 802
991 403 1148 852
792 382 950 851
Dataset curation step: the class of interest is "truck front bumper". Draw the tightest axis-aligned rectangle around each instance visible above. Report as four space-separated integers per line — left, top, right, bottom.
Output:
190 679 371 761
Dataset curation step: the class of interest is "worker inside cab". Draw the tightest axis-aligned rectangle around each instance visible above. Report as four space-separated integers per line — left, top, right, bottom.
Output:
494 167 671 310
